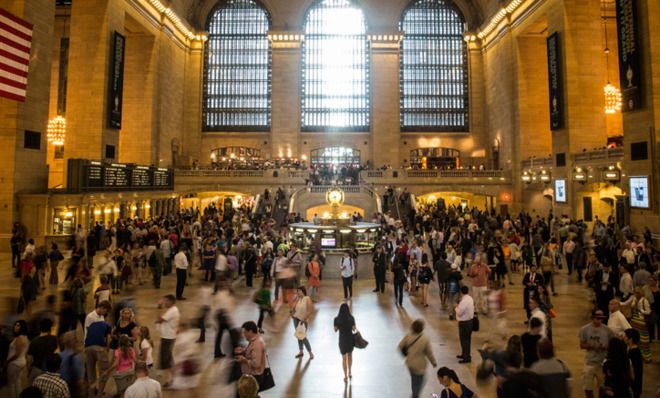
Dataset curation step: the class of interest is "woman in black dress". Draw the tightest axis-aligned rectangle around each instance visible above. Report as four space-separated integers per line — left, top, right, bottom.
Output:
334 303 356 382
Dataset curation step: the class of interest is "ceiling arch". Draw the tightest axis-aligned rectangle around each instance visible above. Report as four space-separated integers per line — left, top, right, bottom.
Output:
171 0 502 32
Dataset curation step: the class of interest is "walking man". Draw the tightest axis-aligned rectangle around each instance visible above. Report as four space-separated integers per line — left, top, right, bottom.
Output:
156 295 179 387
455 286 474 363
174 246 188 300
468 254 490 314
372 245 387 293
340 250 355 300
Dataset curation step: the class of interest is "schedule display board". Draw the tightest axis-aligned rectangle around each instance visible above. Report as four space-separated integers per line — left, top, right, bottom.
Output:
67 159 174 192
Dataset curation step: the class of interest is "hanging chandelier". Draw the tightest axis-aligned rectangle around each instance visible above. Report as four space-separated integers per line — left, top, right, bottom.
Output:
604 83 622 114
601 2 621 114
47 115 66 146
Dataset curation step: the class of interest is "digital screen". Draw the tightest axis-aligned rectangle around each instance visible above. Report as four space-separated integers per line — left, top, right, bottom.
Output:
321 238 336 248
630 176 649 209
555 179 566 203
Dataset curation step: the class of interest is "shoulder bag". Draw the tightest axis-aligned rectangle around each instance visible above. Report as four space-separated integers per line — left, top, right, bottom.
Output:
400 334 423 357
258 354 275 392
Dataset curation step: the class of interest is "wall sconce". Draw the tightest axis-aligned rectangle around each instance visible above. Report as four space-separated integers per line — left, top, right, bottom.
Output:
521 170 533 183
602 165 621 182
573 167 587 182
103 208 111 214
539 169 551 183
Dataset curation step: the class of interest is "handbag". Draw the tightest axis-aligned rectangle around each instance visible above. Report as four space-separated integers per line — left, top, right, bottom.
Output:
472 314 480 332
258 355 275 392
549 307 556 318
294 322 307 340
353 330 369 349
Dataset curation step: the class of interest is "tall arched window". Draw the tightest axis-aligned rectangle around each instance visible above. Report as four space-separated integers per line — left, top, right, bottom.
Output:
302 0 370 131
203 0 271 131
400 0 468 132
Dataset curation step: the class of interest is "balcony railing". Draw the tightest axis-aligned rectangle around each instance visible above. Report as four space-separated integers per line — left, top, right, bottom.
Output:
521 156 553 169
573 147 624 163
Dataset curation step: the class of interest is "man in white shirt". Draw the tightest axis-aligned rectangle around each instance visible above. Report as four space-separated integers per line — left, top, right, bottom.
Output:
125 361 162 398
159 238 172 275
529 297 548 338
619 265 633 300
174 247 189 300
340 251 355 300
455 286 475 363
607 299 631 337
156 295 179 387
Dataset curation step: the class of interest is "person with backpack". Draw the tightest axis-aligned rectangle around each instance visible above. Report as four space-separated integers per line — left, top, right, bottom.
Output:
392 252 408 307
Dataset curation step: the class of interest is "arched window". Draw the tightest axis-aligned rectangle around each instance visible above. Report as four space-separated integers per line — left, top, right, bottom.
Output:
203 0 271 131
400 0 468 132
301 0 370 131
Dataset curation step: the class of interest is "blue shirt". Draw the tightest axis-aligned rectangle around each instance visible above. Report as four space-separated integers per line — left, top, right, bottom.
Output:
59 349 83 386
84 321 111 347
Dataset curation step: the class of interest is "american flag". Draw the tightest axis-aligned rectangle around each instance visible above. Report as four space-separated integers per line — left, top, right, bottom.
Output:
0 8 33 102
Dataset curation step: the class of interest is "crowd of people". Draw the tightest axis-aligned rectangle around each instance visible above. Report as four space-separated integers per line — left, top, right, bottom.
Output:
3 192 660 398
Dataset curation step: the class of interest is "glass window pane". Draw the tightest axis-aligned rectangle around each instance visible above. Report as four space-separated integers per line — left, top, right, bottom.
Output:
302 0 370 131
203 0 271 131
400 0 468 132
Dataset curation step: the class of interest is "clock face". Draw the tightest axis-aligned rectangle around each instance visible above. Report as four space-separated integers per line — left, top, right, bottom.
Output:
327 189 343 204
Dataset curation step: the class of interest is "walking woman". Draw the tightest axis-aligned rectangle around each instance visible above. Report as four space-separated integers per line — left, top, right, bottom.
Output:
418 253 433 307
623 287 652 362
291 286 314 359
306 254 321 301
48 242 64 285
333 303 356 382
7 320 29 398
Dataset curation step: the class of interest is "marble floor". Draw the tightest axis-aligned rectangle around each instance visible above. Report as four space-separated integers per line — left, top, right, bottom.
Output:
1 255 659 398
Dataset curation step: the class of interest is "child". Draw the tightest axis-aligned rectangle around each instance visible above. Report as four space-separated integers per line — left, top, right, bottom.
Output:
139 326 154 368
94 275 111 307
102 334 136 397
255 279 273 334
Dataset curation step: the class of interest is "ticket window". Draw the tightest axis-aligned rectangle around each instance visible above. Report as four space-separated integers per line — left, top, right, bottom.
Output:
53 208 76 235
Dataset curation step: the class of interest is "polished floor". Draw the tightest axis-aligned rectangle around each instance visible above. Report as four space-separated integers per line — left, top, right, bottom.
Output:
1 255 659 398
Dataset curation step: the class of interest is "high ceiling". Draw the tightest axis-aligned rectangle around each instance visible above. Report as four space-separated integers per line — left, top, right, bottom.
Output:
163 0 505 31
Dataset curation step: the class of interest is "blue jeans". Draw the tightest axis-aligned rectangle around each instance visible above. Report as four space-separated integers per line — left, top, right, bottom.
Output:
410 370 425 398
293 318 312 353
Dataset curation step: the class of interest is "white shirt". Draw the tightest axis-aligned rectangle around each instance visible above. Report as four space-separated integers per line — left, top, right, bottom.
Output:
124 376 162 398
215 254 228 272
174 252 188 270
84 310 105 339
455 294 475 321
140 339 154 366
159 240 172 258
607 310 632 336
530 307 547 338
619 273 633 297
159 306 180 340
340 257 354 278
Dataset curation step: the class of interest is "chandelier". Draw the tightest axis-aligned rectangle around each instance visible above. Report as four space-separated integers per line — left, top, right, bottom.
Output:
604 83 622 114
47 116 66 146
601 2 621 114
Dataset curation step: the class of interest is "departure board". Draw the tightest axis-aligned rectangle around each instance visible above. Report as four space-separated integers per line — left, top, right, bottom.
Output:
67 159 174 192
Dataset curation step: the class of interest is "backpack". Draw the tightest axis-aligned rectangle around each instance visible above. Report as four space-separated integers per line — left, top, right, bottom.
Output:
305 262 312 278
